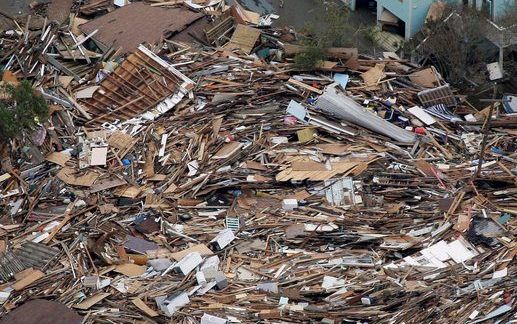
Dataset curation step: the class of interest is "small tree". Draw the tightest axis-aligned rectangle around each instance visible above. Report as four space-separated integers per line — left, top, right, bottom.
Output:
407 5 517 89
496 3 517 28
293 40 327 69
0 80 49 171
294 2 377 69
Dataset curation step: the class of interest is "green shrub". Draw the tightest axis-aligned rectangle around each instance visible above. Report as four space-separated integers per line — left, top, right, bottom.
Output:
294 41 327 70
0 80 49 142
294 2 378 69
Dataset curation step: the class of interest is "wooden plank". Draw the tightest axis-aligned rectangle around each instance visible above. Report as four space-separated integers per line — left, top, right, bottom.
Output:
45 54 80 81
13 269 44 290
58 88 92 120
287 78 323 94
43 200 76 244
132 298 159 317
74 293 111 310
87 96 145 124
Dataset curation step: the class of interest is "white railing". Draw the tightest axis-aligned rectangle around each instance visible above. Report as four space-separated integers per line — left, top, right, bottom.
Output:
485 19 517 48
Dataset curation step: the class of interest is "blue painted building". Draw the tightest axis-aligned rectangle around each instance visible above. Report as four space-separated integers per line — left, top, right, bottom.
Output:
378 0 435 40
482 0 517 20
463 0 517 19
346 0 516 40
345 0 449 39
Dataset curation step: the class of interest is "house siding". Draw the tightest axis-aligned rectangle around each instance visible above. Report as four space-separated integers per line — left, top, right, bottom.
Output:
493 0 516 18
348 0 515 40
377 0 436 39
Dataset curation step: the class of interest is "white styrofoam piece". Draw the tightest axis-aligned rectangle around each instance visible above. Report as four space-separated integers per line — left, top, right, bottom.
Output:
161 292 189 317
282 198 298 211
408 106 436 125
210 228 235 250
176 252 203 275
201 313 227 324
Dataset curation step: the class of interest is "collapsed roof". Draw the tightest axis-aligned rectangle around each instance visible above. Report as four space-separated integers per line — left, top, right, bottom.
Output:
79 2 207 53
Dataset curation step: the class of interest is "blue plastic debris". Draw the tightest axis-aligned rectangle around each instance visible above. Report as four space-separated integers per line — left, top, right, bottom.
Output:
491 147 503 155
498 213 510 225
333 73 349 88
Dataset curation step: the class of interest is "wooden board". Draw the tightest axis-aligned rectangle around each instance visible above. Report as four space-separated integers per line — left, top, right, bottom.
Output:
13 269 44 291
224 24 261 54
74 293 111 310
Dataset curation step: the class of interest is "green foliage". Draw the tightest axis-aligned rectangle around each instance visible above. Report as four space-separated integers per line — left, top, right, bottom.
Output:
309 3 356 48
0 80 49 142
293 40 327 70
406 5 495 89
361 26 381 45
294 3 352 70
294 2 377 69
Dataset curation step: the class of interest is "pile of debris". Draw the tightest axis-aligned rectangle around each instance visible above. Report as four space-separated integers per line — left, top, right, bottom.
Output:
0 0 515 323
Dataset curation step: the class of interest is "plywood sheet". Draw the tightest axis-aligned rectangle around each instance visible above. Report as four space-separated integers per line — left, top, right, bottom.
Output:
224 24 261 54
57 167 99 187
171 244 213 261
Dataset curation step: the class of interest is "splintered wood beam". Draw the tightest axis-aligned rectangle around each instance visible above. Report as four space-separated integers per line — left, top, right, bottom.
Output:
45 54 80 81
86 96 145 124
132 51 183 84
106 72 160 104
115 63 165 100
89 91 143 117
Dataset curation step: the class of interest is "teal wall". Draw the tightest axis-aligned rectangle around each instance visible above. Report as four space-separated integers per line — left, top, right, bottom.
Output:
408 0 437 38
377 0 412 21
493 0 516 19
377 0 434 39
349 0 515 40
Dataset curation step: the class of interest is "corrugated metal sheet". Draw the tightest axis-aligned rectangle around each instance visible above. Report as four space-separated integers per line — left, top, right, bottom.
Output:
316 84 416 143
0 242 60 281
0 251 26 281
15 241 61 269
